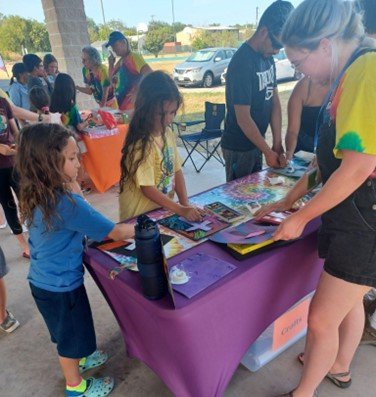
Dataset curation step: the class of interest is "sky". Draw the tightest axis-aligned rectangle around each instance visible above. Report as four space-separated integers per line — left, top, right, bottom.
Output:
0 0 302 28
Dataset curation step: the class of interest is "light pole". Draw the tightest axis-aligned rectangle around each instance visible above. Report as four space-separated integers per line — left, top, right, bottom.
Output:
171 0 176 42
99 0 106 25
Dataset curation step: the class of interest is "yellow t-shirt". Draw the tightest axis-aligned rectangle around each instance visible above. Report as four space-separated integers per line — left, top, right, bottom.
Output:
0 88 13 105
332 52 376 158
119 127 182 220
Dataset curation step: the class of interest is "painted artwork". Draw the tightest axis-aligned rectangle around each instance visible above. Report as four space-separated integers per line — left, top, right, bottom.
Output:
158 214 229 241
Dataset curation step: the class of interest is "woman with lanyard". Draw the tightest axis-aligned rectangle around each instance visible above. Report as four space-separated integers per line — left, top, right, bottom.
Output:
76 46 118 109
255 1 376 396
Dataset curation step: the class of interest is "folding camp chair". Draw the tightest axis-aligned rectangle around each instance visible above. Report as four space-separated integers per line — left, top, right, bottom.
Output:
173 102 225 173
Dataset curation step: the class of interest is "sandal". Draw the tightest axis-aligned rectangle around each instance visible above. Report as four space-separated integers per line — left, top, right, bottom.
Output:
65 377 114 397
297 352 352 389
276 390 318 397
79 350 109 374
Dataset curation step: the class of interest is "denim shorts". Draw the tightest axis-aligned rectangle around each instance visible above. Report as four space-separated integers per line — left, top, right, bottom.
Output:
318 179 376 288
30 283 96 358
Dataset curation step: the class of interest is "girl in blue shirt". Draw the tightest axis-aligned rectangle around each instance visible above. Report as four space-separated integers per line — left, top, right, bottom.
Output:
16 123 133 397
8 63 30 111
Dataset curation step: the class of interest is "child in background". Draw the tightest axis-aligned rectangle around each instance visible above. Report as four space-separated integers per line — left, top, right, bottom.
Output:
43 53 59 88
50 73 91 192
119 71 203 221
16 123 134 397
0 245 20 333
50 73 88 132
29 86 61 125
0 97 29 257
8 63 30 111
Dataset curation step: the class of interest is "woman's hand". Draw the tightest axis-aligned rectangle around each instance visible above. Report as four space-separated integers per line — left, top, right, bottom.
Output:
254 197 294 220
273 211 308 241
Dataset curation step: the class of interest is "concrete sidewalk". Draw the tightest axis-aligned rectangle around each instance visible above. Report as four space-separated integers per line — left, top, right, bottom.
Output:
0 149 374 397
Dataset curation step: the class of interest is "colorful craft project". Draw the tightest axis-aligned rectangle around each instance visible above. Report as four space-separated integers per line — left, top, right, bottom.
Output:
158 214 229 241
210 220 277 245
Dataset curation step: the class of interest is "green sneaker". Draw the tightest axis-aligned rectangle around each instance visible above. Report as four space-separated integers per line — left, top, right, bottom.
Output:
0 310 20 333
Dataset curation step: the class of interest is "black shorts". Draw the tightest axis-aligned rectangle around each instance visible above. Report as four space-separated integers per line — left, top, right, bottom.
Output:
30 283 96 359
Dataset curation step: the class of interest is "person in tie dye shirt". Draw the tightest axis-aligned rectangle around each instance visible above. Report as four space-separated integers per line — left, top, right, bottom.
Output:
106 31 152 111
76 46 118 109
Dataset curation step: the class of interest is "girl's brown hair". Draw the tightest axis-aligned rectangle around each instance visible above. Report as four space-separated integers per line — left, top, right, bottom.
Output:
119 71 182 192
16 123 74 229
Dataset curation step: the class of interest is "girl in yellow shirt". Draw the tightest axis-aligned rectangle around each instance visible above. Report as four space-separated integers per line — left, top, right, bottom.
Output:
119 71 203 222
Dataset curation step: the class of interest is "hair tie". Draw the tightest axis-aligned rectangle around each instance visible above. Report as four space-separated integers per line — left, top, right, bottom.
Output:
41 106 50 114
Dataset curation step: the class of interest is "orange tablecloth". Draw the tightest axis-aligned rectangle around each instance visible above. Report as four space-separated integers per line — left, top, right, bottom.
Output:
81 125 128 193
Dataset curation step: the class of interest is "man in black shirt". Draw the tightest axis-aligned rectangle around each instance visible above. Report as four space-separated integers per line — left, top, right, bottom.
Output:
221 0 294 181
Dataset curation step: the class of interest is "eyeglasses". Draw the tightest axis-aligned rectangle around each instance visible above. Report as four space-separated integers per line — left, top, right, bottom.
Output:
291 52 311 70
268 32 283 50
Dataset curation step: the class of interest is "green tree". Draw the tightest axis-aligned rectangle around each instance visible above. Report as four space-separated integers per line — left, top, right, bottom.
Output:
87 17 99 43
29 20 51 52
191 31 211 50
144 21 174 57
191 30 239 50
0 16 32 54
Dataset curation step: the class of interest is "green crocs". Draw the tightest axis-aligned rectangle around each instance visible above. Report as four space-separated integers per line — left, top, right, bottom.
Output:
65 377 114 397
79 350 109 374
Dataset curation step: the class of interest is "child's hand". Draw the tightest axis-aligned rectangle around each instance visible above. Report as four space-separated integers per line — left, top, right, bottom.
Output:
179 205 205 222
0 144 17 156
109 223 135 241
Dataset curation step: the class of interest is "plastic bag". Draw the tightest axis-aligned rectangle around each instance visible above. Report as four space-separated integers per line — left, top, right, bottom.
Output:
98 109 117 130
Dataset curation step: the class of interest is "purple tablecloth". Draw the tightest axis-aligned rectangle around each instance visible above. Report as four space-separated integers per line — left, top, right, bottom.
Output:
85 218 323 397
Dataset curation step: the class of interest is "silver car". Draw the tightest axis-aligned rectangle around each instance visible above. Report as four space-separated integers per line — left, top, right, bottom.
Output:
173 47 236 88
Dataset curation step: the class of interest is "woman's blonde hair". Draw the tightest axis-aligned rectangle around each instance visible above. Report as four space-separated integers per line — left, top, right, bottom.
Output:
281 0 364 50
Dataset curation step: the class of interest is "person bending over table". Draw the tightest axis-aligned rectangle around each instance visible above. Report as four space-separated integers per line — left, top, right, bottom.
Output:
285 76 329 161
106 31 152 111
119 71 203 222
220 1 294 182
256 1 376 396
76 46 118 109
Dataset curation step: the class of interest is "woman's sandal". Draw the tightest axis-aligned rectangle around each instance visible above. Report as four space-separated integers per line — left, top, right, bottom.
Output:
79 350 109 374
297 352 352 389
78 377 114 397
277 390 318 397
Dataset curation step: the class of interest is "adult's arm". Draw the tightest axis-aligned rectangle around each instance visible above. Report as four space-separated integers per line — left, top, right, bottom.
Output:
270 88 283 157
234 104 280 168
285 79 305 160
76 85 93 95
274 150 376 240
140 64 152 75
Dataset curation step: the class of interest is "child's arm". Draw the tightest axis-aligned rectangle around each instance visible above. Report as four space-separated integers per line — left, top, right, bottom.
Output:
141 185 203 222
108 223 134 241
0 144 16 156
174 169 189 206
9 118 20 141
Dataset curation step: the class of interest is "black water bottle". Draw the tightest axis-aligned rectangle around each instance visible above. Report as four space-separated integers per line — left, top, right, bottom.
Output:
135 215 168 300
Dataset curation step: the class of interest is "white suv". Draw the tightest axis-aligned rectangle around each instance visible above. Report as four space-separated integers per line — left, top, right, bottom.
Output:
173 47 236 88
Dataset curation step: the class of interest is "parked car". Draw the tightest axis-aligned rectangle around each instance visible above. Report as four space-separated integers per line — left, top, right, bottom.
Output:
220 49 301 86
220 67 227 85
274 48 302 81
173 47 236 88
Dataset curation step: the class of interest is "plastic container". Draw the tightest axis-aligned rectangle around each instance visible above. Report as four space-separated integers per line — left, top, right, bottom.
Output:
241 292 313 372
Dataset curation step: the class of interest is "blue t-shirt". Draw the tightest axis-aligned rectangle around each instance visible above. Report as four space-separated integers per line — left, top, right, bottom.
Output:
28 193 115 292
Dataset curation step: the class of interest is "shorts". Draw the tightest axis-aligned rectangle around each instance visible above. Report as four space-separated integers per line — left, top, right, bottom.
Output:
30 283 96 358
222 148 262 182
0 246 9 278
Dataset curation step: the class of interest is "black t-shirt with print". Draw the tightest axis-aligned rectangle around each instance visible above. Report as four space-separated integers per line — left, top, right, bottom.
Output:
221 42 276 152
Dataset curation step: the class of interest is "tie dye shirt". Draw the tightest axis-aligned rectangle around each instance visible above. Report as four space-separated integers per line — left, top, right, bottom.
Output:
61 104 82 129
82 64 115 105
111 52 146 111
331 52 376 159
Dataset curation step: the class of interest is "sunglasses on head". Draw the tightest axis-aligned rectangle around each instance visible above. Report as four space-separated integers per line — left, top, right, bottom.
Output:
268 31 283 50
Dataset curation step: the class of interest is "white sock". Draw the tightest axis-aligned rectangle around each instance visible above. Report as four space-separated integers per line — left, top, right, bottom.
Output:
369 310 376 330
